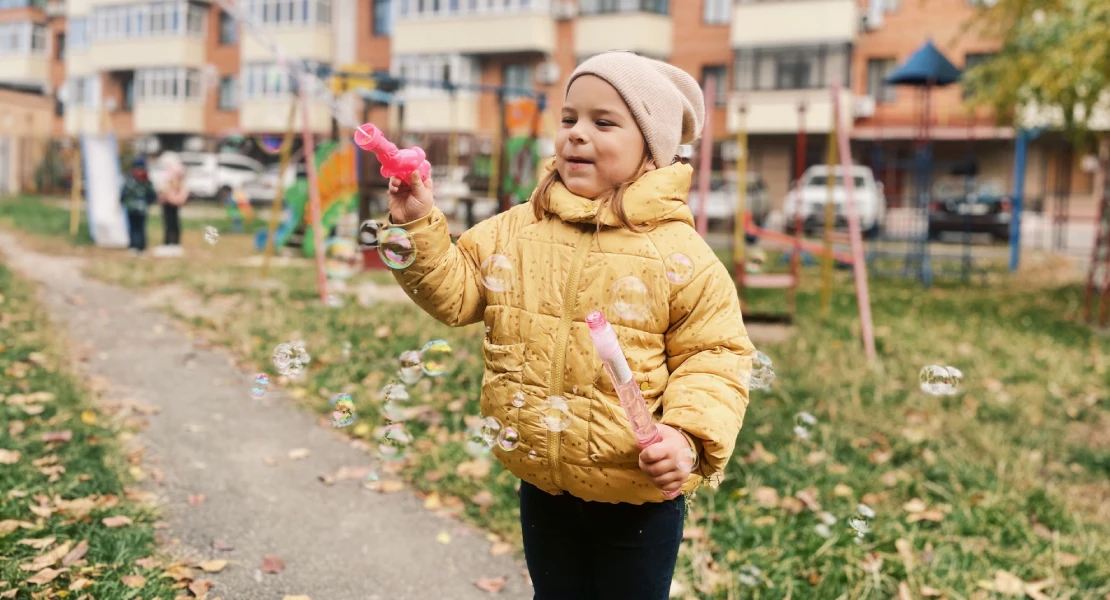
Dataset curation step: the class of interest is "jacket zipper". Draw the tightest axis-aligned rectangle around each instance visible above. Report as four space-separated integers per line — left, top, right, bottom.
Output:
547 230 593 490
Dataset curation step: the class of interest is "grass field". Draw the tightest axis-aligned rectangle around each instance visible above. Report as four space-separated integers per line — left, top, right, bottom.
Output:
5 194 1110 599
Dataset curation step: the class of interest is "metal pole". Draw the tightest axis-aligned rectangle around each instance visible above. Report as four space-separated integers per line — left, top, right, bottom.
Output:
821 107 839 317
695 77 715 238
1009 128 1036 272
733 105 748 290
261 98 300 278
298 76 330 304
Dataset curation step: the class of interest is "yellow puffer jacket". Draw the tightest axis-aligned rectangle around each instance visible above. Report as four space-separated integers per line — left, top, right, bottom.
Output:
391 160 754 504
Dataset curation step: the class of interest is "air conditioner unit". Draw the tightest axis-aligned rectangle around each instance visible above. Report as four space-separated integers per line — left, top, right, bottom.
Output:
854 95 877 118
860 12 882 31
554 2 577 20
535 61 560 86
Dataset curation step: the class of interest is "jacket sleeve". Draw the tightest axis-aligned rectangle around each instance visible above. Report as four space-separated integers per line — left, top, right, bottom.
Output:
658 259 754 478
388 206 506 327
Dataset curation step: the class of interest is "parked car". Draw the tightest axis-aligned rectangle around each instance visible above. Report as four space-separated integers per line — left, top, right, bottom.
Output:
241 161 304 204
927 177 1011 242
149 152 265 200
685 172 771 227
783 165 886 237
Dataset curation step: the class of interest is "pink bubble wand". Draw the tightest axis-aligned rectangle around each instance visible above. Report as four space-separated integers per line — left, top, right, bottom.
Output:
586 310 681 499
353 123 431 181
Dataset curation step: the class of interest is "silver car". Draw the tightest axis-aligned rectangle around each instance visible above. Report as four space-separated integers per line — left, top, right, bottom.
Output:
686 172 771 228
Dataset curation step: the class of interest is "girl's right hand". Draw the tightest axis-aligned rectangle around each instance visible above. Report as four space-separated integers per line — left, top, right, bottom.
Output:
388 171 435 224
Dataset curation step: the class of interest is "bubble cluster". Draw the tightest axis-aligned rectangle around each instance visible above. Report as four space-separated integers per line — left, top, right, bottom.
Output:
848 504 874 542
251 374 269 399
324 237 360 281
540 396 571 433
377 423 412 462
381 383 410 422
398 350 423 385
663 253 695 285
273 340 310 377
358 219 383 249
919 365 963 396
379 227 416 269
329 393 356 428
609 276 651 322
749 350 775 391
480 254 515 293
793 411 817 440
204 226 219 245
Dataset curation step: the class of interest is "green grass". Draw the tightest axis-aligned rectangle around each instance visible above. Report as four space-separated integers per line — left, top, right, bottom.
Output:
5 196 1110 598
0 265 180 599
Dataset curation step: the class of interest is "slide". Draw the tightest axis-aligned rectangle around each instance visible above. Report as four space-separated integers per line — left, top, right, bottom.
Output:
81 134 129 248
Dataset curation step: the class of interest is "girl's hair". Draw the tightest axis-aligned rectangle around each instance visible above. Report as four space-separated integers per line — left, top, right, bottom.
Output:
531 155 657 233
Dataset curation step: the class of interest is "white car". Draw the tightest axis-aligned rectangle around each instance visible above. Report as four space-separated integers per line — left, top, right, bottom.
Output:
686 173 771 227
149 152 265 200
241 161 303 204
782 165 886 236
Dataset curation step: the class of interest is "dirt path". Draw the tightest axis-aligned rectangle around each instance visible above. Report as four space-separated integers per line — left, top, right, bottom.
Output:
0 231 531 600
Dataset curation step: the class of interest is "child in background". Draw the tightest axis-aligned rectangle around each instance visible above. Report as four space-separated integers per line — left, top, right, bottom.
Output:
386 51 754 599
120 157 157 256
157 155 188 256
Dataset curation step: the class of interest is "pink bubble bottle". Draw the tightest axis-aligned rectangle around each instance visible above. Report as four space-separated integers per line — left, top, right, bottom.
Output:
353 123 432 181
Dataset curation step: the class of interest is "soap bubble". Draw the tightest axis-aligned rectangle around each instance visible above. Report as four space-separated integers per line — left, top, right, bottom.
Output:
497 427 520 451
420 339 452 376
251 374 269 399
848 517 870 539
329 394 356 427
379 227 416 269
749 350 775 391
510 391 526 408
919 365 963 396
793 426 810 440
358 219 382 249
272 343 295 371
324 237 360 280
677 446 698 473
480 416 502 445
527 450 538 460
326 293 344 308
466 416 502 456
341 341 352 359
204 226 219 245
738 565 762 587
857 503 876 519
540 396 572 432
609 276 651 322
398 350 423 385
795 411 817 427
380 383 410 422
376 423 412 462
663 253 695 285
480 254 515 292
380 383 410 402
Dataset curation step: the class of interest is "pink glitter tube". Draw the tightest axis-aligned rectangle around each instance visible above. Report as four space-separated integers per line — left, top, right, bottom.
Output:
586 310 680 499
353 123 432 181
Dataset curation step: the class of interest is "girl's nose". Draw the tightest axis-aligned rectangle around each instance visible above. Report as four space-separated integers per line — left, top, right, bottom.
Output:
568 125 587 145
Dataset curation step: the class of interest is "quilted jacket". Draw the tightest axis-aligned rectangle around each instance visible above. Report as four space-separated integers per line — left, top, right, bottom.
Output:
391 159 754 504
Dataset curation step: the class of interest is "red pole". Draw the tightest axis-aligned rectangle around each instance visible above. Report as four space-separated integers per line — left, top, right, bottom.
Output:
791 102 808 272
299 78 330 304
695 77 715 238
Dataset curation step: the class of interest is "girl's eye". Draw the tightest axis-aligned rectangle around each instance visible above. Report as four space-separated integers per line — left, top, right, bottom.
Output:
596 120 614 127
561 118 575 125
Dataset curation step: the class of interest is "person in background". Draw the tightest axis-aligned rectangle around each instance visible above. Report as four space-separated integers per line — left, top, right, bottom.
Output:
121 157 157 256
157 157 188 256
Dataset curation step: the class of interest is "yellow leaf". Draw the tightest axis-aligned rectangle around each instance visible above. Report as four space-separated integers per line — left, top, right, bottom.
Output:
436 531 452 545
423 492 442 511
920 585 943 597
26 567 64 585
17 537 56 550
903 498 927 513
101 515 133 528
121 575 146 589
80 410 97 425
379 480 405 494
0 449 20 464
832 484 854 497
68 579 94 591
993 570 1025 596
1057 552 1081 567
199 559 228 573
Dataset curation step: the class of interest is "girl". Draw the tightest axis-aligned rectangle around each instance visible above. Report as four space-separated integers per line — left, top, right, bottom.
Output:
386 51 754 599
157 154 188 255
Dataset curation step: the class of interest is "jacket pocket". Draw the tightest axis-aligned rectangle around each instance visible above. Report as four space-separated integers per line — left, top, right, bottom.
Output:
586 360 646 466
480 340 525 426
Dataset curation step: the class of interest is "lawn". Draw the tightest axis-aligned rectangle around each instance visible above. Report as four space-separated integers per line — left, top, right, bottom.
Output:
5 194 1110 599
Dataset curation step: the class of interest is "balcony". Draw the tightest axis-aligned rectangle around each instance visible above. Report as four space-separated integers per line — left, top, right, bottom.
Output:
732 0 858 47
0 54 50 87
726 87 854 134
397 94 480 133
575 12 672 58
89 37 206 71
392 1 556 56
240 99 332 133
63 107 106 135
241 28 333 63
133 102 204 133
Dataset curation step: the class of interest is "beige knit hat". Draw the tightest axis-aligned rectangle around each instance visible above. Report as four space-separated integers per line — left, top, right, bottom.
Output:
567 51 706 166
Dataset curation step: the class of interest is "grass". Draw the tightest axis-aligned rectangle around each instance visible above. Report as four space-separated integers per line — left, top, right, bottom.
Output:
5 195 1110 598
0 264 180 599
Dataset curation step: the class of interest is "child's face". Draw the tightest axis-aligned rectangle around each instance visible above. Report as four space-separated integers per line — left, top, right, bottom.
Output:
556 75 656 199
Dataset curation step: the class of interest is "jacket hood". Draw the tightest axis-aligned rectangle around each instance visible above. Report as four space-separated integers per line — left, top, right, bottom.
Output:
539 157 695 228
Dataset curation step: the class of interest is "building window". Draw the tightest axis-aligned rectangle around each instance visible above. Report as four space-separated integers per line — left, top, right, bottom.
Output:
734 44 851 91
123 77 134 110
219 9 237 43
243 62 308 99
135 67 203 103
579 0 668 14
0 22 49 55
89 1 205 40
503 63 532 98
963 51 994 99
701 65 727 107
703 0 729 24
55 33 64 59
866 57 896 103
218 76 238 109
247 0 331 26
372 0 391 35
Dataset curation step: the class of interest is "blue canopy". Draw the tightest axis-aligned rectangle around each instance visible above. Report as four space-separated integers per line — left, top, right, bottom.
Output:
886 40 962 87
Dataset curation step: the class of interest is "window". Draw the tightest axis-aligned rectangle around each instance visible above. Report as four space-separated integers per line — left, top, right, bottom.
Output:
242 63 298 99
218 75 238 109
30 23 46 53
219 9 237 43
579 0 667 14
503 63 532 98
55 33 64 59
0 22 49 55
734 44 850 91
372 0 391 35
123 77 134 110
250 0 331 26
701 65 727 107
963 52 994 99
703 0 729 24
69 17 88 49
866 57 896 103
135 67 203 103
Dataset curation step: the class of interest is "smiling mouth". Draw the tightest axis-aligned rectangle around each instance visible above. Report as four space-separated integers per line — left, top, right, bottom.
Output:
566 157 593 164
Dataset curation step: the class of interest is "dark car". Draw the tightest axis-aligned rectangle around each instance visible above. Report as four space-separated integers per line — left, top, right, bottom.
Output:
927 178 1012 242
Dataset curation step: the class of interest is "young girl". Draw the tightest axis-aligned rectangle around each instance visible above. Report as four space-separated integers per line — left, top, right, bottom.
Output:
157 155 188 255
386 51 754 599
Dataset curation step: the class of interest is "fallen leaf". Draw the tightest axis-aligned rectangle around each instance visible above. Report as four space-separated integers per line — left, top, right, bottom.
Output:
897 581 913 600
41 431 72 443
31 455 58 467
423 492 443 511
199 559 228 573
920 585 942 597
753 486 780 508
26 568 64 585
134 557 159 569
490 542 512 556
8 421 25 436
471 490 495 507
374 325 391 338
188 579 213 596
260 554 285 574
475 576 506 593
28 540 72 570
832 483 854 497
903 498 927 513
780 497 805 515
0 591 13 599
752 515 777 527
907 509 945 523
18 537 56 549
121 575 146 588
424 470 446 482
455 459 492 480
895 539 916 573
68 579 93 591
0 449 21 464
0 520 36 535
1057 552 1081 567
287 448 310 460
993 570 1025 596
436 531 452 545
211 538 234 551
23 405 44 416
795 487 822 512
7 490 28 498
682 526 705 540
187 494 206 506
379 480 405 494
101 515 133 528
80 410 97 425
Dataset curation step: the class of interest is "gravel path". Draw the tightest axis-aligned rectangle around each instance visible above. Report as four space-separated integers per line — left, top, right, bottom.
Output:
0 231 531 600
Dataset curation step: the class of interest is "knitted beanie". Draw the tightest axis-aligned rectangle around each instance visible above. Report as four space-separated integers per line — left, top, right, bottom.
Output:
567 51 706 166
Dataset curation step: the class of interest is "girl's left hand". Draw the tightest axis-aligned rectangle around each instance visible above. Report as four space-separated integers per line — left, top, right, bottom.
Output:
638 424 694 494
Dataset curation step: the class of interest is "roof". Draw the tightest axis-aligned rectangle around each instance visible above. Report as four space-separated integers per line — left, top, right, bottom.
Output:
886 40 962 87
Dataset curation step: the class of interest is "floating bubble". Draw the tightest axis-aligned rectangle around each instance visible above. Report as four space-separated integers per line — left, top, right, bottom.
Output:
358 219 382 249
738 565 762 587
480 416 502 446
814 523 832 538
677 446 698 473
272 343 295 371
465 416 502 456
251 374 269 399
919 365 963 396
341 341 352 359
480 254 515 293
497 427 520 451
378 227 416 269
324 237 360 281
793 425 810 440
848 517 870 538
330 394 356 428
663 253 695 285
857 504 876 519
204 226 219 245
256 135 284 155
540 396 571 433
326 293 344 308
420 339 452 377
376 423 412 462
609 276 651 322
398 350 423 385
527 450 538 460
749 351 775 391
795 411 817 427
510 391 526 408
292 340 310 365
380 383 410 402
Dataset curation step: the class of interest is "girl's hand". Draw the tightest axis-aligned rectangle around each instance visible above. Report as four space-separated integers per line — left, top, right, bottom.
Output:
388 171 435 224
638 424 695 494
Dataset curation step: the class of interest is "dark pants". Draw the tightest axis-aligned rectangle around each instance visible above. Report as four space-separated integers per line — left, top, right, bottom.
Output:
127 210 147 252
162 204 180 246
519 481 685 600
